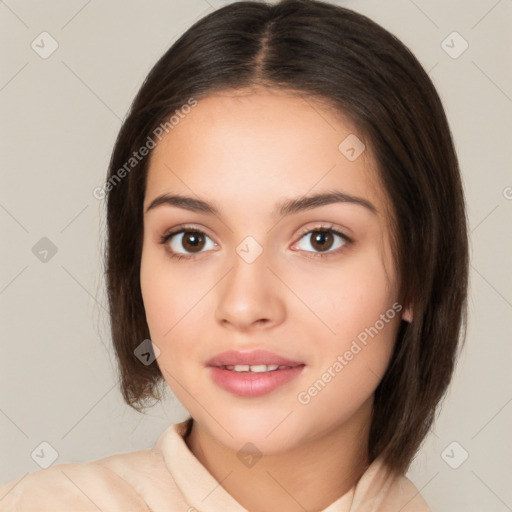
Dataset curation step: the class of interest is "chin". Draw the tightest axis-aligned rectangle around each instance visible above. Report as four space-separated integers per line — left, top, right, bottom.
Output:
196 405 306 453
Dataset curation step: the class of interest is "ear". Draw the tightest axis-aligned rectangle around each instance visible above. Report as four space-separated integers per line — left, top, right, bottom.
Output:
401 303 413 322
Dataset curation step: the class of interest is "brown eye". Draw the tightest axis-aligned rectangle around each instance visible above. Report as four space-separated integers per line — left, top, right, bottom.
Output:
310 231 335 252
161 228 216 259
295 227 348 257
181 232 206 253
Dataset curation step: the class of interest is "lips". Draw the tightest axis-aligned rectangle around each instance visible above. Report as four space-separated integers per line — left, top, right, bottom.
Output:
208 365 305 397
205 349 304 368
206 350 306 397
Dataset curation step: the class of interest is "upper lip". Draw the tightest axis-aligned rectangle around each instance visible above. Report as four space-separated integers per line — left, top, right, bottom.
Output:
205 350 305 367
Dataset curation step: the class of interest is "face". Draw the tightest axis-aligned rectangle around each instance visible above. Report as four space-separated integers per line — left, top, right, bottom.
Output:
140 88 404 455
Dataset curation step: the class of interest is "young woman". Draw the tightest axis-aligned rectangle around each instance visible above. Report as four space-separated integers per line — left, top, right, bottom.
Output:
0 0 468 510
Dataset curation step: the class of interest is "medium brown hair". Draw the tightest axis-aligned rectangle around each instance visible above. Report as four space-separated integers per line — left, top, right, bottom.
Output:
104 0 469 475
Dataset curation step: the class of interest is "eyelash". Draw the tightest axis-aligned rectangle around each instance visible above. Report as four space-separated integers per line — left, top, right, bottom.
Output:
158 223 352 261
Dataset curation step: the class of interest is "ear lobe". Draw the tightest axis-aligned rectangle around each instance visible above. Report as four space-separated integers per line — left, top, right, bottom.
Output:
401 304 413 322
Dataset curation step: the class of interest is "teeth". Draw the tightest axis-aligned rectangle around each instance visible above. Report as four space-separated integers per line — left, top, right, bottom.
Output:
223 364 287 373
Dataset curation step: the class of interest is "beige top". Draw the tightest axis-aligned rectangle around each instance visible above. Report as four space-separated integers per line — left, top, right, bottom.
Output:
0 417 431 511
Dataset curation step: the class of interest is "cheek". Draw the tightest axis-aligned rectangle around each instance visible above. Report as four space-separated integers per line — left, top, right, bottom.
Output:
139 245 213 393
295 245 397 337
140 245 200 339
140 258 171 340
292 246 400 381
293 249 400 413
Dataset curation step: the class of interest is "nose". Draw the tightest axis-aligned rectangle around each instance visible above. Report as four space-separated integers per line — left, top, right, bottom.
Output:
214 249 286 332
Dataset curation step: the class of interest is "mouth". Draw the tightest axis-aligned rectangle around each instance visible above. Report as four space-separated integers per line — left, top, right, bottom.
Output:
205 350 306 397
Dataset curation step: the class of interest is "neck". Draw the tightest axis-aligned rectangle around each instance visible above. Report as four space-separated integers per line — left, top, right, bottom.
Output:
184 398 373 512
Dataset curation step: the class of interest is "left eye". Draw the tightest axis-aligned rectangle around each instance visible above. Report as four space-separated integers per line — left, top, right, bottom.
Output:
166 230 216 255
295 228 348 255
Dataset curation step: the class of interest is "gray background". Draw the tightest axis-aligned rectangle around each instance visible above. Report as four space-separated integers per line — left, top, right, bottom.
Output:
1 0 511 510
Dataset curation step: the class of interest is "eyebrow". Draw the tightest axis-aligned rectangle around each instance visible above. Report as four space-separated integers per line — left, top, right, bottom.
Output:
145 190 377 217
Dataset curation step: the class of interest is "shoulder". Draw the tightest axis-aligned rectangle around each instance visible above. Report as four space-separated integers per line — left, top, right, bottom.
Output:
0 448 165 511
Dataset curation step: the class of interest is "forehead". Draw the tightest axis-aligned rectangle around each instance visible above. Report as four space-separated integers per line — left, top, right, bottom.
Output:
145 89 384 214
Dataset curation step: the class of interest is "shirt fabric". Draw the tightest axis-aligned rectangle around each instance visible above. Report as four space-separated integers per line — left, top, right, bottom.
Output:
0 416 432 511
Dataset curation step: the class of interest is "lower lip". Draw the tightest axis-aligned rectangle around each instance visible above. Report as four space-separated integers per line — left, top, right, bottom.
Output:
208 365 305 397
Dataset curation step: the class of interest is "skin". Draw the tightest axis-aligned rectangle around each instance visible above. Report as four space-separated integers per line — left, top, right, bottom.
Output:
140 87 409 512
